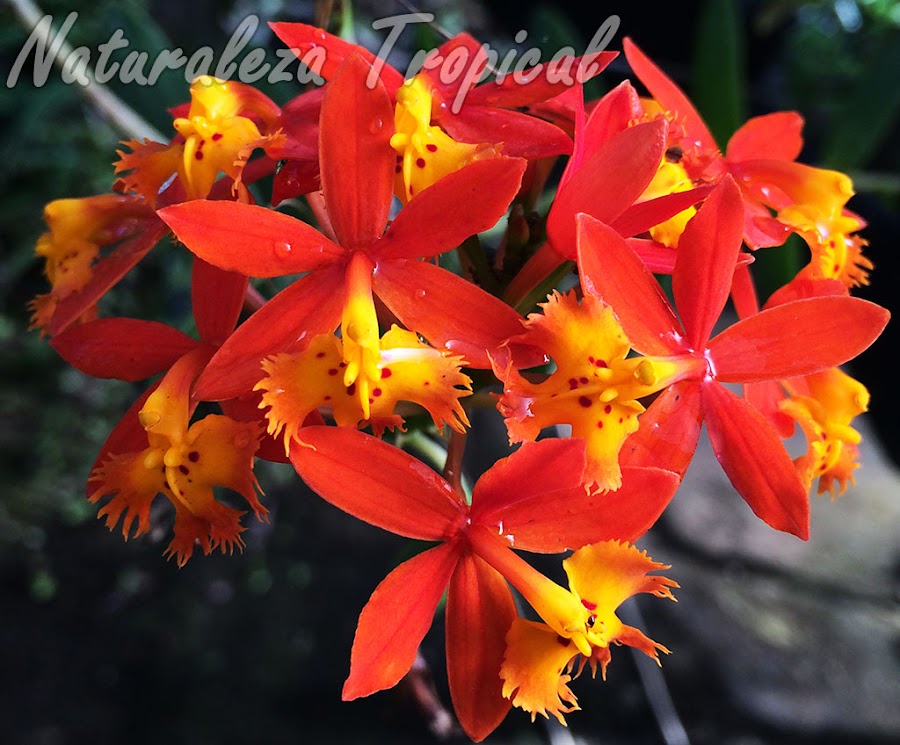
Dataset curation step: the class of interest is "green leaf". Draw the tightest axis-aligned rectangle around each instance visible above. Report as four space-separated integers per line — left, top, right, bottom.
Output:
692 0 747 147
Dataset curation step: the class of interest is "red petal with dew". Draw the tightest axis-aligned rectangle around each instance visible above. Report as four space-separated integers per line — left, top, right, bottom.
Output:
577 213 684 357
709 296 890 383
291 427 467 540
700 381 809 539
158 200 344 277
623 37 717 153
376 157 526 261
194 264 345 401
191 257 248 346
51 318 200 382
374 258 532 369
268 22 405 92
319 53 395 250
446 552 516 743
470 439 586 524
726 111 804 162
49 220 167 336
343 542 462 700
547 118 667 257
673 175 745 350
620 381 703 479
496 466 681 554
271 159 320 206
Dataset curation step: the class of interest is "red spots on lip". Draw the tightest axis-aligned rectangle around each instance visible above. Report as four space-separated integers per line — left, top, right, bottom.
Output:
188 451 200 462
346 383 356 396
604 404 612 414
578 396 592 408
194 151 204 160
316 351 326 358
597 420 604 428
327 368 338 376
556 635 571 647
211 132 223 141
568 377 579 390
426 144 438 152
579 377 589 384
415 157 426 168
581 598 597 611
381 368 392 378
372 388 382 397
588 355 609 368
179 465 190 475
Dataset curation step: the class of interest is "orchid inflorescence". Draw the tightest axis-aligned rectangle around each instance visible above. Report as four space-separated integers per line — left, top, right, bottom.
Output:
29 20 889 741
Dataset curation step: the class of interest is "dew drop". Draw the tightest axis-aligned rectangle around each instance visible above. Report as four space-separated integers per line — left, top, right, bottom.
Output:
369 117 384 134
415 289 426 298
274 240 293 257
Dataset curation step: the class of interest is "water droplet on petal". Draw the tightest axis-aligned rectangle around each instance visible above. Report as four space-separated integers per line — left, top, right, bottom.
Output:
369 117 384 134
274 241 293 257
415 288 426 298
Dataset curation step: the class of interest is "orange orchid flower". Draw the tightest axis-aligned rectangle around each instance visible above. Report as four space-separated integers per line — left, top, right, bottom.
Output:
157 53 532 417
290 427 680 740
50 260 273 563
576 176 889 538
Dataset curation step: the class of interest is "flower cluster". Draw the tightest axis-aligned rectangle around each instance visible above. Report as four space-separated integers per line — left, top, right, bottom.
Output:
30 21 889 742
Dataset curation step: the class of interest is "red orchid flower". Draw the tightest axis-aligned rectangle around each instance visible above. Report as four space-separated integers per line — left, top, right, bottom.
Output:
622 37 863 253
503 81 714 308
269 23 615 161
158 53 531 403
50 258 276 563
290 427 680 741
577 176 889 539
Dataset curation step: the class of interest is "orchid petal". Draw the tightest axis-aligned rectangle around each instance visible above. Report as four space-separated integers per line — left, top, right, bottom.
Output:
51 318 200 381
268 22 405 92
610 183 715 239
191 257 248 345
343 542 461 700
498 466 681 553
579 80 643 158
622 37 717 153
700 381 810 539
86 386 155 497
440 106 573 160
470 439 587 525
462 52 617 109
377 157 526 261
726 112 804 162
577 213 684 356
673 175 745 350
194 264 345 401
620 381 703 479
709 296 890 383
446 552 516 742
291 427 467 540
548 119 667 257
158 200 344 276
49 221 167 336
373 258 529 369
319 53 396 249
